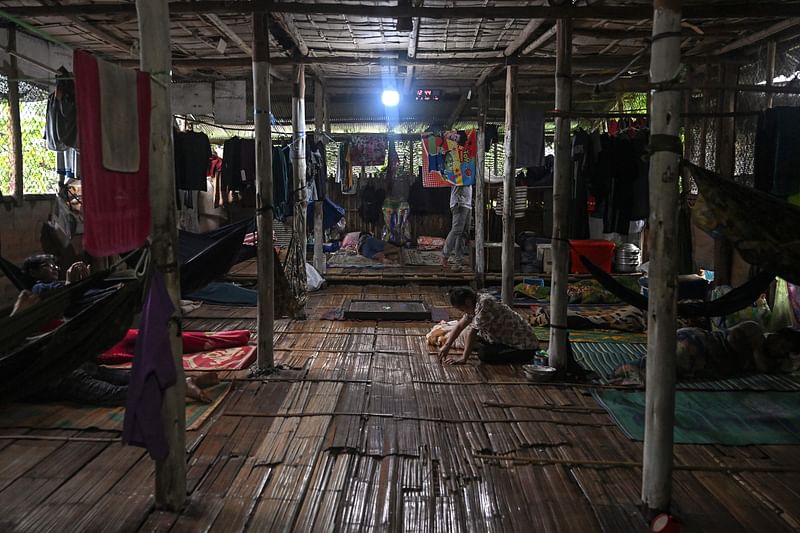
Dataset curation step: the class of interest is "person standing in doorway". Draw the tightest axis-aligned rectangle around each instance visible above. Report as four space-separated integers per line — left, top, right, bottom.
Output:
441 183 473 271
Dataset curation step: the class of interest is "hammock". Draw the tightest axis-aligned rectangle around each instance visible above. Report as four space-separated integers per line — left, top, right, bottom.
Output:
0 276 143 402
0 255 36 291
684 161 800 285
0 271 112 350
179 217 256 294
578 254 776 318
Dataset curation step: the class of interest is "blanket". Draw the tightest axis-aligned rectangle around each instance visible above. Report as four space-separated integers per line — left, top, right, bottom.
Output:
98 329 251 364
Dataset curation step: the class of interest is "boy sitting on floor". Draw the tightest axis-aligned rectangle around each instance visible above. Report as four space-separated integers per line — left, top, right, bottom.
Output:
438 286 540 365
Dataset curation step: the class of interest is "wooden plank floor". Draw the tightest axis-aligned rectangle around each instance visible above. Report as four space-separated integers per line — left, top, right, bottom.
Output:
1 284 799 532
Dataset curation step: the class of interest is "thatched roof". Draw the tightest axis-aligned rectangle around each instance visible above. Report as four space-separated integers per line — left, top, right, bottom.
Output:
3 0 800 126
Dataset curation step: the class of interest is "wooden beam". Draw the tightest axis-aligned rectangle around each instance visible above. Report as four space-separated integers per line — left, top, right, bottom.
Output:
642 0 682 515
135 0 186 511
446 91 469 129
548 18 572 375
715 17 800 55
253 13 275 373
766 40 777 108
4 26 23 203
474 84 488 287
313 78 325 275
205 13 252 56
268 12 325 82
36 0 133 55
504 19 545 56
8 2 800 19
521 24 558 55
501 65 517 307
405 14 420 93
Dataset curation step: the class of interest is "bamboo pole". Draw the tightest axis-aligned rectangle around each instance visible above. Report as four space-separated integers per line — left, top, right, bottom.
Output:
292 65 307 262
713 64 738 287
766 41 776 109
548 18 573 373
475 85 488 287
253 13 274 372
642 0 682 513
5 26 23 203
313 78 325 274
135 0 186 510
501 66 517 306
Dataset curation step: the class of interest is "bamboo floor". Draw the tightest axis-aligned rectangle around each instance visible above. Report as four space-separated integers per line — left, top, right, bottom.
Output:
1 284 799 531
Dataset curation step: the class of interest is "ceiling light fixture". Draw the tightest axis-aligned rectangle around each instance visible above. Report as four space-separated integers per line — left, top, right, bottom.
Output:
382 89 400 107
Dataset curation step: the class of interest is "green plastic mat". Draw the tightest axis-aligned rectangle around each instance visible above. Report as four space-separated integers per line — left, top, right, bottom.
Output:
593 389 800 445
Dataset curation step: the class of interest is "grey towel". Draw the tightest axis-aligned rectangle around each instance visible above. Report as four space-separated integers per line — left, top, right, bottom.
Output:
98 58 140 173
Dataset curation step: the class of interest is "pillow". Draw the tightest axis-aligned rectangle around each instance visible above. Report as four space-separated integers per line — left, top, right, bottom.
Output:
341 231 361 252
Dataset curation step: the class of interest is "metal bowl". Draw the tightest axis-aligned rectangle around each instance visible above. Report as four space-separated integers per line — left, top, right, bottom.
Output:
522 364 557 383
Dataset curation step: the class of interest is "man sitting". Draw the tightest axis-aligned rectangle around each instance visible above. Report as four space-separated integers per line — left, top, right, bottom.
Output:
22 253 91 296
439 286 539 365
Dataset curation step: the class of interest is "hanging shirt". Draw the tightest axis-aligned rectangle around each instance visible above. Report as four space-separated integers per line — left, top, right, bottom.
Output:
174 131 211 191
122 271 177 461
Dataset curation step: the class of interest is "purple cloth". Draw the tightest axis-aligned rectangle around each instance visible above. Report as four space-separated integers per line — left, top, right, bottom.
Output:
122 271 177 461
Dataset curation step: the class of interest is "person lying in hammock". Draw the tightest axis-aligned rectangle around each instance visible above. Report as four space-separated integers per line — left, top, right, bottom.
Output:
357 232 402 263
613 321 800 384
439 286 540 365
10 289 218 406
22 253 92 296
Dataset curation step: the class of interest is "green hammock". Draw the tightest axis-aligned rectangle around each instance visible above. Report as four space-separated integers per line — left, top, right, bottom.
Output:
684 161 800 285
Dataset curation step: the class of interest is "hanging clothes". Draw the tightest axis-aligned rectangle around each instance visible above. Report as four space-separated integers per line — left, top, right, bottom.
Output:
421 129 478 187
338 141 355 194
517 106 545 168
45 68 78 151
272 145 291 221
350 134 387 166
569 129 593 239
484 124 499 151
122 271 177 462
174 130 211 191
359 183 386 224
754 106 800 202
221 137 242 192
73 49 151 256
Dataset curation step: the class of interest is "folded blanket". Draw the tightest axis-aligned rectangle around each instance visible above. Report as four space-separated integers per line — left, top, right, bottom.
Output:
98 329 251 364
97 57 140 172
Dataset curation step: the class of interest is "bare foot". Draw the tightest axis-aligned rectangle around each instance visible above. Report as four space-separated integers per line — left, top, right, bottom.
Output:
188 372 220 388
185 377 212 403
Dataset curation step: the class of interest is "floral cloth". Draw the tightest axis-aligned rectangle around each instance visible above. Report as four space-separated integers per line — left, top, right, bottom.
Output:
350 135 387 166
469 293 539 350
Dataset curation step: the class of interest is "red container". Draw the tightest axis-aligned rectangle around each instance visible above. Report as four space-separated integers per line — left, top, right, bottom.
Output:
569 239 615 274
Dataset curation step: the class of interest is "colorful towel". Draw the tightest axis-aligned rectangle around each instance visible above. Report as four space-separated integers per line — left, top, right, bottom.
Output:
593 389 800 445
105 345 256 371
0 382 230 432
74 50 151 256
421 130 478 186
99 329 251 364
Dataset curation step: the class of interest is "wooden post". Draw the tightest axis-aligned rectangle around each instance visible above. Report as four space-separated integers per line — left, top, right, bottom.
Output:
766 41 776 109
313 78 325 274
5 26 23 203
548 18 573 372
475 84 488 287
135 0 186 510
253 13 274 372
501 66 517 306
642 0 682 513
713 64 737 286
292 66 307 259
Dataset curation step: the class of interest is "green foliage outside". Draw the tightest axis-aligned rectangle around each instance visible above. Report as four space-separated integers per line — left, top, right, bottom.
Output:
0 99 57 196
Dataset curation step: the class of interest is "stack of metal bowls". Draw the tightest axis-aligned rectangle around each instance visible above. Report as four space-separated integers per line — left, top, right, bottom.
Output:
615 243 640 273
